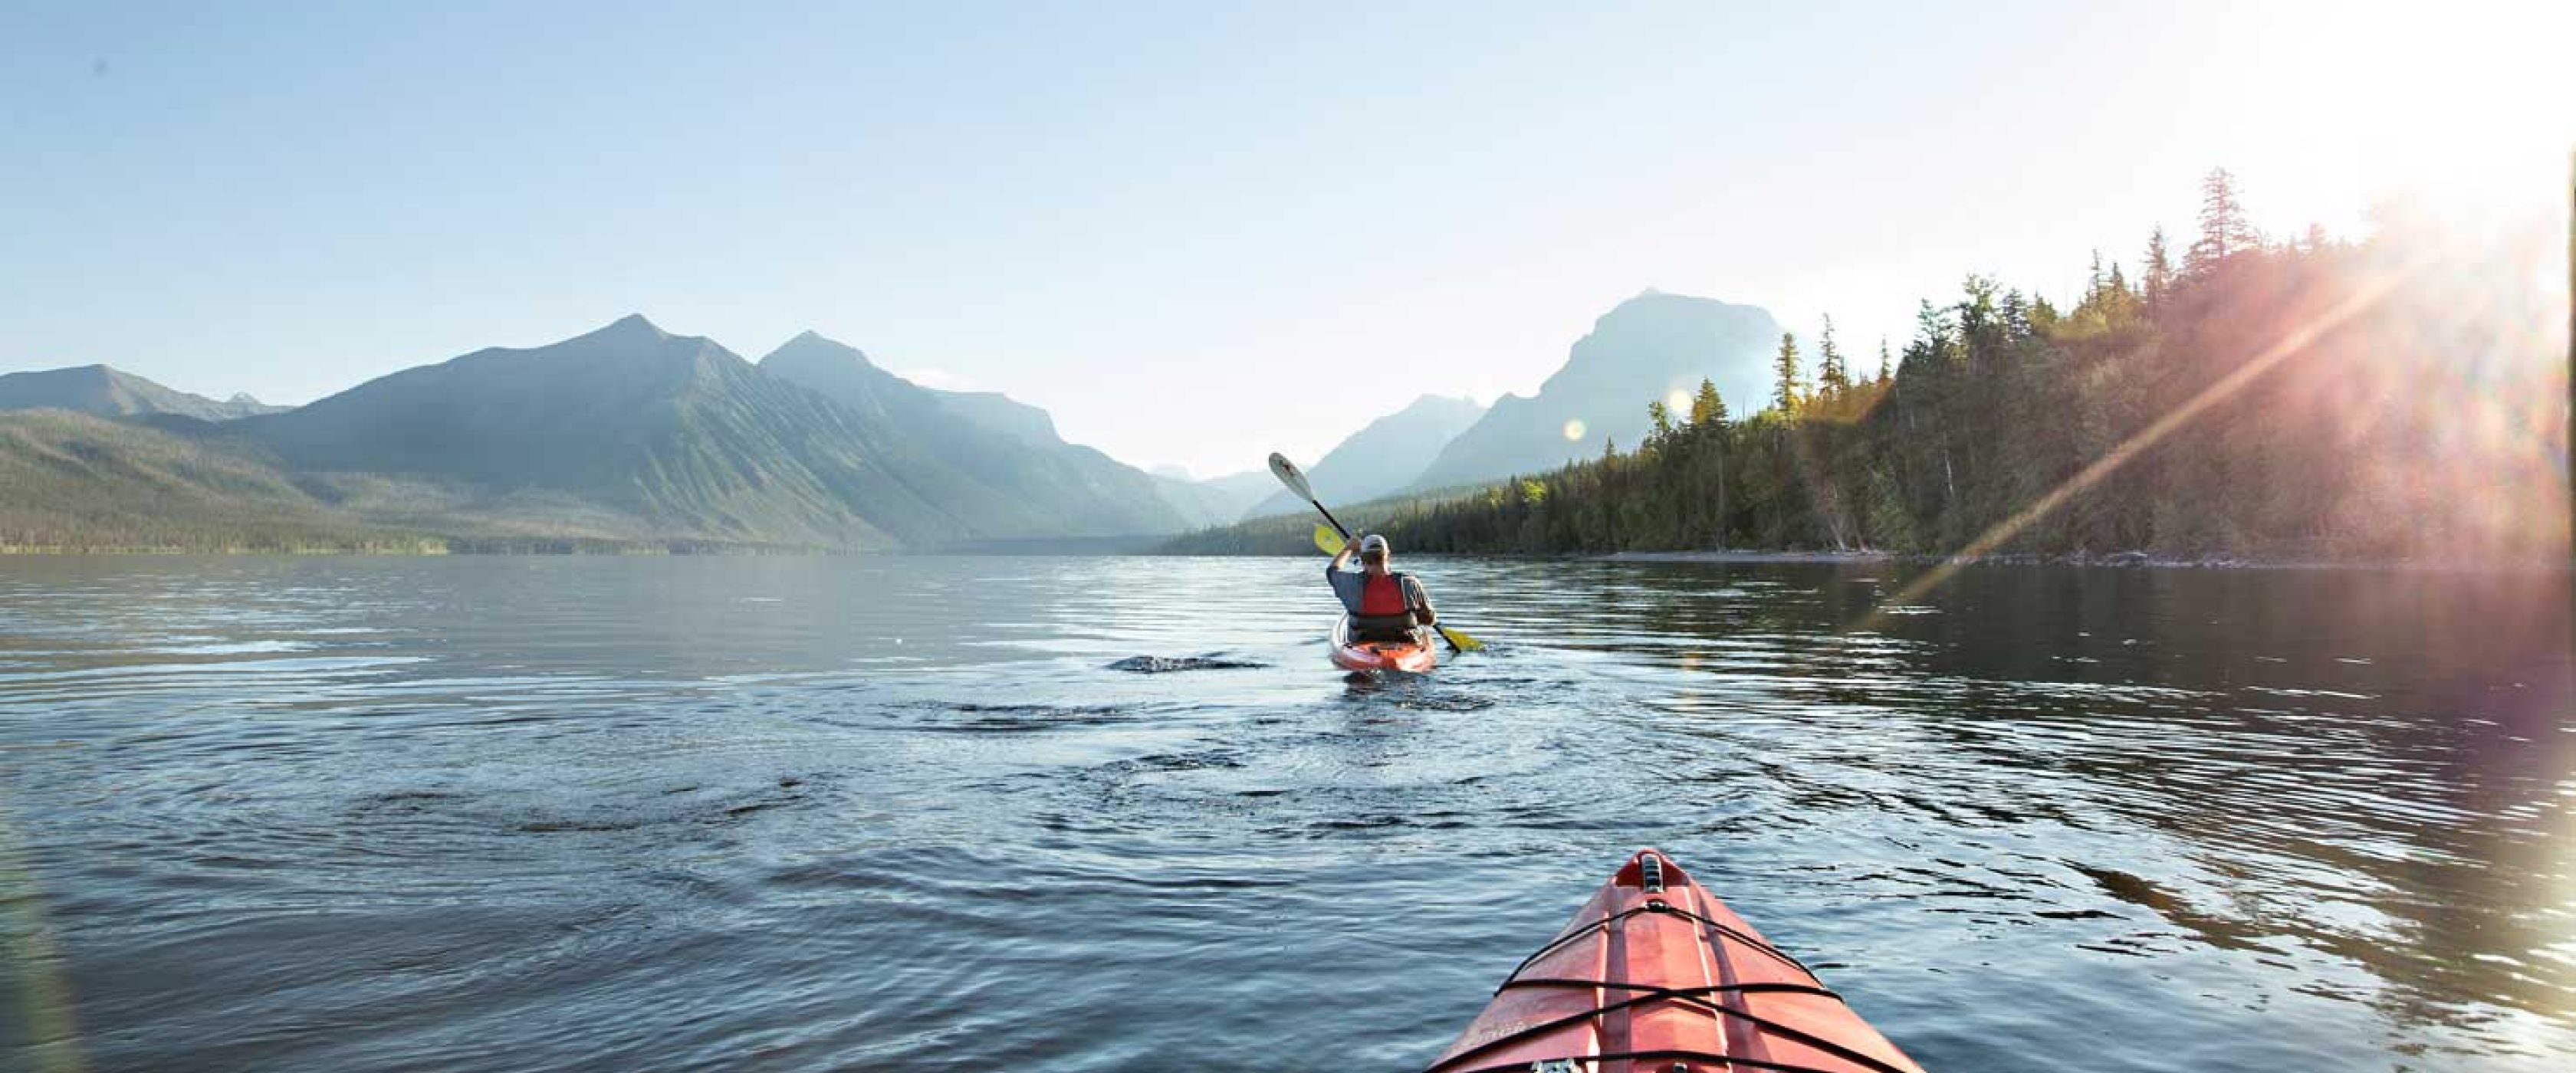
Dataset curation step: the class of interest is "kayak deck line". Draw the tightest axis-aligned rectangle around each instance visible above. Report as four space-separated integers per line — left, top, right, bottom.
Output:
1424 848 1926 1073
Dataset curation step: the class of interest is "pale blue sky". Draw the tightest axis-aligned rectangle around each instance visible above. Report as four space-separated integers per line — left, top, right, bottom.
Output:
4 1 2565 475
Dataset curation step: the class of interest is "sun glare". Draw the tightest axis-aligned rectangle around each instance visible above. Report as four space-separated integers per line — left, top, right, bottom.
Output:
1562 418 1587 442
2242 2 2574 232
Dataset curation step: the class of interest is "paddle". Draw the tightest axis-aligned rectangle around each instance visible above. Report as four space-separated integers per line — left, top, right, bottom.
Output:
1268 452 1484 653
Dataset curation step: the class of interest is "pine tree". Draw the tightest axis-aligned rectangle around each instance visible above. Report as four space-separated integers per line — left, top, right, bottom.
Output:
2186 167 2258 274
1688 378 1730 427
2143 226 2174 309
1645 399 1674 443
1914 300 1950 355
1816 315 1852 397
1687 377 1732 549
2001 290 2033 341
1771 332 1805 412
1877 339 1892 385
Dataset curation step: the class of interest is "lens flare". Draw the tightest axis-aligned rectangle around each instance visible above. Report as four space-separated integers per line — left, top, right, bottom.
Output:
1859 191 2568 631
1562 418 1587 441
1 798 87 1073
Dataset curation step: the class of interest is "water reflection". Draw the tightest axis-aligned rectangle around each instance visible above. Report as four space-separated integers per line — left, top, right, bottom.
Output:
0 555 2567 1071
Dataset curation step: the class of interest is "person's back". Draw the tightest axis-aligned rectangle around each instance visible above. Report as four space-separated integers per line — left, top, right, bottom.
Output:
1326 533 1436 643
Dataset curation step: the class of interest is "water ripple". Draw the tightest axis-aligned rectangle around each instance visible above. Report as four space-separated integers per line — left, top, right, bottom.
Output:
0 555 2568 1072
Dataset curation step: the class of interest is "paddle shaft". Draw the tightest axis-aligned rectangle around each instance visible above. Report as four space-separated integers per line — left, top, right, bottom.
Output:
1309 500 1354 544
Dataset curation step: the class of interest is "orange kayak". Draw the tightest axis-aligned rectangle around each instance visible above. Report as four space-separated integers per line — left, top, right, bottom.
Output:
1329 615 1438 673
1424 848 1925 1073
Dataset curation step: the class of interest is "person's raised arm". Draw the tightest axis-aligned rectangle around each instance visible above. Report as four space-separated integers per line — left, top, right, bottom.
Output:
1329 543 1356 573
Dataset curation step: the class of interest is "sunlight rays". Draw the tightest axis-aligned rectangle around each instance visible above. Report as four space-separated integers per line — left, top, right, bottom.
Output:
1858 253 2424 632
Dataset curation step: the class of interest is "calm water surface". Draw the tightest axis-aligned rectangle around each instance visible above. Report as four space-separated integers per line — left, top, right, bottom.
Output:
2 556 2570 1072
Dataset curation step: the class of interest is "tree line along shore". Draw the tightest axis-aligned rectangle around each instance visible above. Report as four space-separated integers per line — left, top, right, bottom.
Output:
1170 171 2568 566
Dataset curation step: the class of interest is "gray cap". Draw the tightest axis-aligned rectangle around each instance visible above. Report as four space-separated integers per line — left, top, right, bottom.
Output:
1359 533 1390 554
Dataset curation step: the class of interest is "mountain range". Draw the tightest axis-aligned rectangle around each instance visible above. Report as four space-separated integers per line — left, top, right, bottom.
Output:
1 317 1188 550
0 292 1788 550
0 364 284 421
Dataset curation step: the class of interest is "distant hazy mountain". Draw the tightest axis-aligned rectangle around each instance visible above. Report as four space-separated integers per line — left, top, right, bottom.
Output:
0 365 285 421
1408 293 1779 490
928 389 1062 448
1155 469 1276 529
0 299 1783 551
756 331 1188 538
235 315 978 547
0 317 1211 551
1244 394 1486 520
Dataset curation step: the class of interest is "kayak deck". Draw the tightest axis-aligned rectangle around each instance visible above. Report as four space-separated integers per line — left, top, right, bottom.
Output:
1329 615 1438 673
1424 848 1924 1073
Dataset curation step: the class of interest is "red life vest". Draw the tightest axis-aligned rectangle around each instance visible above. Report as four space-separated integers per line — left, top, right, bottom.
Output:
1359 572 1410 617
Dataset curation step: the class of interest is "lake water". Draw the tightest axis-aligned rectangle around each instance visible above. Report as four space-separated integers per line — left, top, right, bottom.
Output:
1 555 2569 1072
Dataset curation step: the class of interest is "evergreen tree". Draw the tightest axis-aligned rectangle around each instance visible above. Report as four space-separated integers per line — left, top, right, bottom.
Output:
1645 399 1674 443
1688 378 1730 426
1914 300 1950 356
1771 332 1805 412
1816 315 1852 397
2187 167 2258 274
1687 377 1732 548
2001 290 2033 341
1877 339 1892 385
2143 226 2174 308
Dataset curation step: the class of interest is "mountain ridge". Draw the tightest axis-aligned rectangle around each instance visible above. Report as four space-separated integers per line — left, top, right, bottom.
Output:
755 330 1189 539
1408 293 1779 490
0 364 287 422
2 294 1781 551
1243 393 1486 520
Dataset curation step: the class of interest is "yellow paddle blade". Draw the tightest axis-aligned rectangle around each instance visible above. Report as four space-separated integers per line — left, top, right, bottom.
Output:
1437 625 1485 652
1312 524 1346 556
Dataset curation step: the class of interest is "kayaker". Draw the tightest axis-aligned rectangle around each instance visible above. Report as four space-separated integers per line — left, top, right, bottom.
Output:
1327 533 1436 643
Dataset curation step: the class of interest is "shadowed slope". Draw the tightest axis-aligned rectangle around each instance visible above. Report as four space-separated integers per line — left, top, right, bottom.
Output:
757 331 1189 539
238 315 928 547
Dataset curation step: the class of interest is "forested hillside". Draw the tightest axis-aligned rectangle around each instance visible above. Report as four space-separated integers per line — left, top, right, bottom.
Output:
1229 173 2569 563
